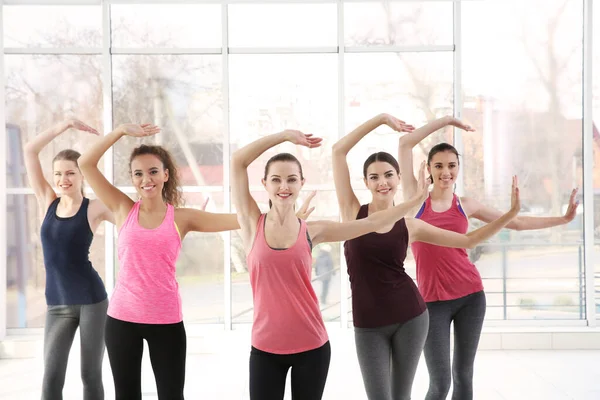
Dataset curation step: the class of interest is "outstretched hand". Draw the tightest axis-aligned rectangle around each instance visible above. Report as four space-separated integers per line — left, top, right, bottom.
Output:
414 161 431 203
509 176 521 215
382 114 415 133
563 188 579 222
297 190 317 220
117 123 161 137
66 118 99 135
449 117 475 132
283 130 323 148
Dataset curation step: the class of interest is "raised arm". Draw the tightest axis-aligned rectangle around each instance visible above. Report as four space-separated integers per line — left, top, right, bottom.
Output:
309 161 429 245
332 113 414 221
79 123 160 227
462 188 578 231
24 118 98 210
231 130 322 250
406 176 521 248
398 116 474 199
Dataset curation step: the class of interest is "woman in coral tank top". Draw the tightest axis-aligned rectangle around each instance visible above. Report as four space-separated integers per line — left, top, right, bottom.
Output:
231 129 435 400
398 115 579 400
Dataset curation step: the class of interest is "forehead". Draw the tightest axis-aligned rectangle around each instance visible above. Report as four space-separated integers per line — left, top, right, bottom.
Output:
267 161 301 176
431 151 459 163
367 161 396 174
53 159 78 171
131 154 163 169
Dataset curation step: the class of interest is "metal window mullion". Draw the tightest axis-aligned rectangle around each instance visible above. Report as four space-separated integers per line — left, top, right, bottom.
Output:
102 1 115 296
452 0 464 197
110 47 222 55
344 45 453 53
1 0 7 339
222 2 232 331
4 47 101 54
583 0 596 326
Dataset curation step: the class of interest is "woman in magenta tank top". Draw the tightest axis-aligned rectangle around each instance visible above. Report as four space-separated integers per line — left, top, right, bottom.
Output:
79 124 313 400
398 115 579 400
231 129 442 400
333 113 522 400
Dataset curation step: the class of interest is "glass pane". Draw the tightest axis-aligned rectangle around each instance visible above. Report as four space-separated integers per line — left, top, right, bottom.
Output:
231 191 341 323
345 52 454 192
6 194 106 328
344 1 453 47
462 0 584 320
229 54 338 186
112 55 223 186
228 4 337 47
5 55 104 188
3 5 101 48
593 1 600 319
111 4 221 48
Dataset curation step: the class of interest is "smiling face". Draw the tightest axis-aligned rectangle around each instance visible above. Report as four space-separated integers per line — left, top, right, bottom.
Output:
262 160 305 207
53 159 84 196
130 153 169 201
428 150 460 190
363 161 400 200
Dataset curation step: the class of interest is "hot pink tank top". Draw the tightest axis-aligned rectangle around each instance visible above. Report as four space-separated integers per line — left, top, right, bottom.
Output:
411 195 484 302
246 214 328 354
108 201 183 324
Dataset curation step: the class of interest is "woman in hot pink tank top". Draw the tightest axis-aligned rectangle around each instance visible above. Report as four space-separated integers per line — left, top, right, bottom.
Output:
79 124 318 400
399 116 579 400
231 129 442 400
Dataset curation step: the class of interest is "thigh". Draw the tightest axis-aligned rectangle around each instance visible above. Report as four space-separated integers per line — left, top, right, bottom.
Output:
249 347 288 400
79 299 108 369
354 326 393 400
146 322 187 400
104 316 144 400
423 302 453 380
452 292 486 370
43 305 79 371
290 342 331 400
390 310 429 400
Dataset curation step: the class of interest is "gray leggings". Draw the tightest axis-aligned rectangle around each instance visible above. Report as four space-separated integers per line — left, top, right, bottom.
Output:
354 309 429 400
42 299 108 400
424 291 486 400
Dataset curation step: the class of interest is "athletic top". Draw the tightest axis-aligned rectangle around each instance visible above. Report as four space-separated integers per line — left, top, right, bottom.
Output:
108 201 183 324
344 204 426 328
40 197 107 305
411 194 484 302
247 214 328 354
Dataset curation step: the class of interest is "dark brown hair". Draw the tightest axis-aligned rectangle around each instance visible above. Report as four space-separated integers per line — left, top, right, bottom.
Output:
263 153 304 208
363 152 400 178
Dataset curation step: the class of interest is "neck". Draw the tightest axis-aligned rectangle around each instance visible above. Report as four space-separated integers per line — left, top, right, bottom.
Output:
59 193 83 207
429 185 454 201
268 203 296 225
139 196 167 213
369 196 394 213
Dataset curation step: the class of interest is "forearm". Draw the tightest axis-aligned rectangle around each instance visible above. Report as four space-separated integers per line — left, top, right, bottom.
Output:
466 211 517 247
366 196 422 228
333 114 384 155
398 116 452 149
24 121 69 154
232 131 288 168
79 129 124 170
511 216 568 231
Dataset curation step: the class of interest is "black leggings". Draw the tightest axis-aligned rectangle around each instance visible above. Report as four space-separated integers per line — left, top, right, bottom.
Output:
105 316 187 400
249 341 331 400
424 291 486 400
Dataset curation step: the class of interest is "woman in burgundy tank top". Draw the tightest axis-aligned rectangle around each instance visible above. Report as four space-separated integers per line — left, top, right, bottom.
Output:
398 115 579 400
333 114 522 400
231 128 440 400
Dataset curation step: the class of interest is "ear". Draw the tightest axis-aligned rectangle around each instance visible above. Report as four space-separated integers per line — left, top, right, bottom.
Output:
363 177 369 189
426 165 431 175
261 178 267 188
300 178 305 188
164 168 169 182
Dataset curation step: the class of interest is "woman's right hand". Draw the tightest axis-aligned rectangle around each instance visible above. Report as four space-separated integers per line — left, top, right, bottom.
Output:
65 118 99 135
116 123 161 137
283 129 323 148
509 175 521 216
413 161 431 204
381 113 415 133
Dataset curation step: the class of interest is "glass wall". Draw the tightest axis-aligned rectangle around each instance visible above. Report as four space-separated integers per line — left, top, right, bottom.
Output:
2 0 595 330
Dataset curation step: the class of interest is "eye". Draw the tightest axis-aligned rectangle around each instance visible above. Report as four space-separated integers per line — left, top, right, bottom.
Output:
151 170 158 175
134 172 142 177
385 173 394 178
289 178 297 183
370 176 377 180
272 178 280 183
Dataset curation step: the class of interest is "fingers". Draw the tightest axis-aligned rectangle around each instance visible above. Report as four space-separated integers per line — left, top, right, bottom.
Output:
304 206 316 218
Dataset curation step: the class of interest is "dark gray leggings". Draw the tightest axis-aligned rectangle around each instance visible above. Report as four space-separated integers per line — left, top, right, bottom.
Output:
424 291 486 400
41 299 108 400
354 309 429 400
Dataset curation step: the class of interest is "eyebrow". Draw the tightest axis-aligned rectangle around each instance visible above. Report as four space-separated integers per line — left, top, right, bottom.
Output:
270 174 299 178
369 169 394 176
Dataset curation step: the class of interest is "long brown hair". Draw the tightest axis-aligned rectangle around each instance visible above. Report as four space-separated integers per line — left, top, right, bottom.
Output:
129 144 184 207
53 149 84 196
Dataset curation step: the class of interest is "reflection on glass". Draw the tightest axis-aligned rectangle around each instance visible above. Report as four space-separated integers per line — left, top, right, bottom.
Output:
112 55 223 186
110 4 221 48
345 52 454 188
344 1 453 47
228 4 337 47
3 5 101 48
5 55 104 187
229 54 338 186
6 194 106 328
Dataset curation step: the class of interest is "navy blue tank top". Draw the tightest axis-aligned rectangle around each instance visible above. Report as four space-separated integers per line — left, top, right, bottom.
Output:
40 197 107 305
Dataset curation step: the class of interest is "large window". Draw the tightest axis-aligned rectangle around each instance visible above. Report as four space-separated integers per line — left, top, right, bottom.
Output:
462 0 584 320
592 1 600 320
